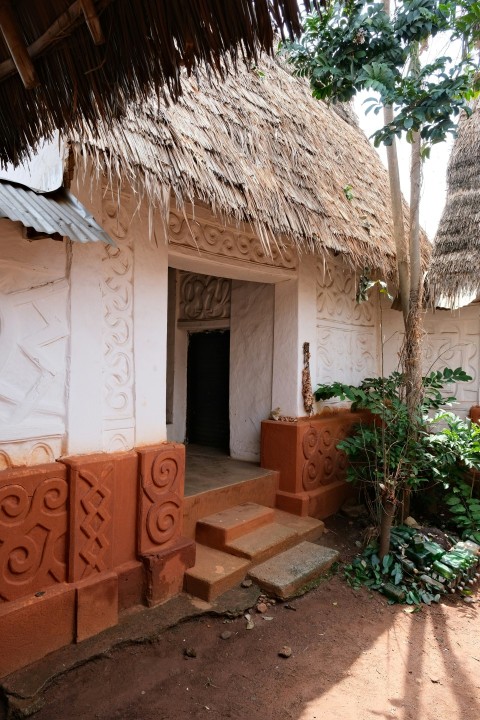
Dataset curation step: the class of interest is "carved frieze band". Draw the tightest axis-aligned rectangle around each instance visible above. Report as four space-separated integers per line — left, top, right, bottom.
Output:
169 209 297 270
101 201 135 452
138 444 185 556
0 466 68 602
179 272 231 322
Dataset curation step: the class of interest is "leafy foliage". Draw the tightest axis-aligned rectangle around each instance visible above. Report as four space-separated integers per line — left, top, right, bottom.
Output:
314 369 472 522
283 0 480 148
426 413 480 542
344 545 441 605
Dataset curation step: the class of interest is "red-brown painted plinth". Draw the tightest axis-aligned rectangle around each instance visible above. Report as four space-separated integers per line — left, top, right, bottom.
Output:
75 571 119 642
0 583 75 677
142 537 196 607
117 560 145 612
261 411 369 518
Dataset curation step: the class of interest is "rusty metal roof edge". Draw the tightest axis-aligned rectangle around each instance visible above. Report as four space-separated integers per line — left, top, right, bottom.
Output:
0 180 115 245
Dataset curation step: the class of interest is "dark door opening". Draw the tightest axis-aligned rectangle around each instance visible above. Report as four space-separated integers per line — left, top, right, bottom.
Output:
186 330 230 451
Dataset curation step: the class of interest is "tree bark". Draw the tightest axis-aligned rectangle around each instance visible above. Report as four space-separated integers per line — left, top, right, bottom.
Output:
402 45 424 520
379 497 396 560
383 0 410 322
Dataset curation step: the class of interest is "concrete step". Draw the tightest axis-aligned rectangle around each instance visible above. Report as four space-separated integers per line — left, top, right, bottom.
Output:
183 471 279 540
184 544 250 602
273 509 325 543
195 502 275 548
248 541 340 599
224 522 299 563
223 511 325 563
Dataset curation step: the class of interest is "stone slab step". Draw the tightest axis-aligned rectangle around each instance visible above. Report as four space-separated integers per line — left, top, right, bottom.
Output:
195 502 275 548
248 541 340 599
184 544 250 602
224 522 300 564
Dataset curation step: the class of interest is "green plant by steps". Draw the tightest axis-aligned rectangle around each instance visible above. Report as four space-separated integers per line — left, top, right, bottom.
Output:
344 526 480 605
426 413 480 543
315 368 472 556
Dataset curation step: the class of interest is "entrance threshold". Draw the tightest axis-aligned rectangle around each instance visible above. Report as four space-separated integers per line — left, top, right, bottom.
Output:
185 444 271 497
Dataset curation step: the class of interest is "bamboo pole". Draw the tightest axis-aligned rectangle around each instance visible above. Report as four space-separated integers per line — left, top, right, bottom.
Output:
0 0 39 89
0 0 111 84
80 0 105 45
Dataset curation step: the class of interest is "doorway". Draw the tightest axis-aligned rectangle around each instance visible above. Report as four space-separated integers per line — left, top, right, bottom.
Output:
186 330 230 451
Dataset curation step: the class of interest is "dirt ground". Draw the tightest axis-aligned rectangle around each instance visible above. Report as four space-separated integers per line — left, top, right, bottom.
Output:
18 520 480 720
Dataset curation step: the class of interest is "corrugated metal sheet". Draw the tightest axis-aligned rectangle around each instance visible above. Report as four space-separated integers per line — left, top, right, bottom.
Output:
0 181 114 245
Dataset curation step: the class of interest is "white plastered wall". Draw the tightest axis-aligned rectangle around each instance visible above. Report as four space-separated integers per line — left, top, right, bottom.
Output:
315 255 380 395
67 176 169 455
382 302 480 419
0 220 69 468
0 174 170 466
230 280 274 461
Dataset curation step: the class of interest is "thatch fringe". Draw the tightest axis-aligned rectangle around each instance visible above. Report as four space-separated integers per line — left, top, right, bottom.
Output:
428 101 480 305
73 54 413 276
0 0 319 167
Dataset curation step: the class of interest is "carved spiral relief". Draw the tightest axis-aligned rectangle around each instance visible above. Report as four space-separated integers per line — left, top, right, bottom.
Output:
138 446 184 555
316 261 374 325
0 475 68 601
301 423 348 492
316 260 377 386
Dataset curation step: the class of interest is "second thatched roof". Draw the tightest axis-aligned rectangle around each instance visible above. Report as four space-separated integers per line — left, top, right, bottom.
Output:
75 54 418 276
428 101 480 305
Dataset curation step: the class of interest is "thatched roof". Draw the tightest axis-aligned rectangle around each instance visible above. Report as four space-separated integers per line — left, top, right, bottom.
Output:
0 0 319 168
74 54 411 276
428 101 480 305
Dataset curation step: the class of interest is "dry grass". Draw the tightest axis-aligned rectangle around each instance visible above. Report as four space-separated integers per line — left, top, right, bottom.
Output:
428 100 480 304
73 54 422 275
0 1 319 167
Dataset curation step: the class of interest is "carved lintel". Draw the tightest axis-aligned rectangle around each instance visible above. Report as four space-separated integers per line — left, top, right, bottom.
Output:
169 210 297 271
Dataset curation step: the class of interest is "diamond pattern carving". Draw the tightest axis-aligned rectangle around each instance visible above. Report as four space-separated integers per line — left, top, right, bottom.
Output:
68 458 114 581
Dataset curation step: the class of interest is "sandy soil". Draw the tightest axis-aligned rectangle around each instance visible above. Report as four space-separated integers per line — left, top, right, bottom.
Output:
27 521 480 720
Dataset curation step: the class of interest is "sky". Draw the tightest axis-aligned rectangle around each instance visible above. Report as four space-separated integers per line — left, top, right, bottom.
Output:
354 93 453 242
353 35 463 242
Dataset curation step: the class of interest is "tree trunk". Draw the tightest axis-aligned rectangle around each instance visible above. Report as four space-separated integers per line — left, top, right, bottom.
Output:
383 105 410 321
383 0 410 322
402 80 424 521
379 497 396 560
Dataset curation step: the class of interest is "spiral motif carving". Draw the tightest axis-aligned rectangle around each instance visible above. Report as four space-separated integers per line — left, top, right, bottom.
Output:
179 273 231 322
0 473 68 601
301 422 349 491
0 484 30 523
101 223 134 451
151 456 178 491
146 498 181 546
302 427 318 460
138 445 185 555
